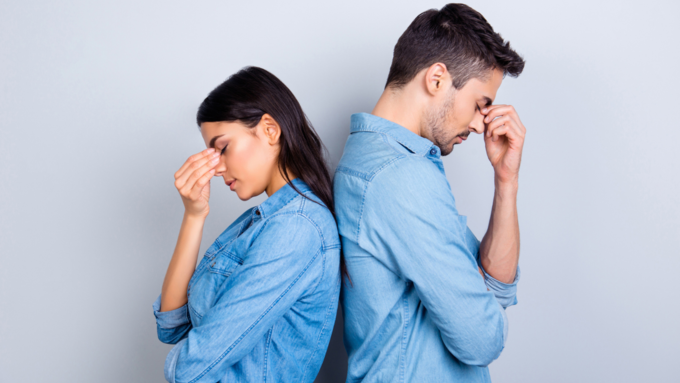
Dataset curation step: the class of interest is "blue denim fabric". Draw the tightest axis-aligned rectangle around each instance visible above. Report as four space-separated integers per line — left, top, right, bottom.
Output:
334 113 520 383
153 178 341 383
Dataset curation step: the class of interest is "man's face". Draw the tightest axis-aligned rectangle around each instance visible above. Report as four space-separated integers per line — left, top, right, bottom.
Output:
427 68 504 156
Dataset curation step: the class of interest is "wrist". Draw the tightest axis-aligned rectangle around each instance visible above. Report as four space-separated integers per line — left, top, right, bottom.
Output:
183 211 208 223
494 177 518 199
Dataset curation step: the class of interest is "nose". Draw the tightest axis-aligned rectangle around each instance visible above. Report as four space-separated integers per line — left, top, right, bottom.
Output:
214 157 227 177
468 110 486 135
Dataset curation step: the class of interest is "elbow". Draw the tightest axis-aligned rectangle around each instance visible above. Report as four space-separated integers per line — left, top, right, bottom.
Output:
157 324 190 345
443 324 505 367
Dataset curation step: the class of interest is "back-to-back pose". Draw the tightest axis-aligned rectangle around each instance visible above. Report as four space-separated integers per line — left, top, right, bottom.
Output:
152 67 341 383
334 4 526 382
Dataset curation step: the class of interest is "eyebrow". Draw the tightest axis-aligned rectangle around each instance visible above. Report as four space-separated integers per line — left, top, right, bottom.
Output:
482 96 493 107
208 134 224 149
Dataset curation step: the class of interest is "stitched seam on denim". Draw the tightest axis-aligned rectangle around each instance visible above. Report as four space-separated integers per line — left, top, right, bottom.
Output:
298 193 306 214
156 314 190 330
298 212 327 251
250 210 298 241
187 247 323 383
189 304 203 321
399 285 410 383
208 254 242 277
210 215 251 256
212 236 241 259
366 149 407 182
188 257 210 289
303 270 339 380
335 165 370 181
301 252 326 377
355 181 369 242
297 214 326 296
260 189 302 219
380 131 410 157
354 153 405 244
263 326 273 383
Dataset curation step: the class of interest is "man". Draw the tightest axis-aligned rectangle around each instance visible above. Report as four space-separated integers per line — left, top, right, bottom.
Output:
333 4 526 382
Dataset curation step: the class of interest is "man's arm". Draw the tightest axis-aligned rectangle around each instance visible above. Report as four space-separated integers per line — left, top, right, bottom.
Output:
479 104 525 284
361 157 508 366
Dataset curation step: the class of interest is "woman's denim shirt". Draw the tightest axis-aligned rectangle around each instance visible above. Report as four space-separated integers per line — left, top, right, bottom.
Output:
152 178 341 383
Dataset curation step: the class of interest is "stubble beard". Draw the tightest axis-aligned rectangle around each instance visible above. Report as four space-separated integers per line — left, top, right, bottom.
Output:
426 94 457 156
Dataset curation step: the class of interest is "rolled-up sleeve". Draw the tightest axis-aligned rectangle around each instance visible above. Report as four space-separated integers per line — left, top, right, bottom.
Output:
153 294 192 344
480 264 520 309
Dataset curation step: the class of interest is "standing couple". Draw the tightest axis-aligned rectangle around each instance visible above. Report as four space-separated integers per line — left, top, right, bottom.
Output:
152 4 526 382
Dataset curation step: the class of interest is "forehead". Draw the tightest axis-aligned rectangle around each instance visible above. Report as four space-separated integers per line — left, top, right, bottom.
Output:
199 121 248 146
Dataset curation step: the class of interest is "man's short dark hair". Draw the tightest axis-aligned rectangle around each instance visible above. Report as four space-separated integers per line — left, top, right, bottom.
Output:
385 3 525 90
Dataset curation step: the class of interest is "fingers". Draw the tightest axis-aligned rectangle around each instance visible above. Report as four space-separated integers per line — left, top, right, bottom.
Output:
175 150 219 184
485 115 524 144
175 152 220 195
174 148 215 180
482 105 515 124
482 104 525 143
188 168 215 200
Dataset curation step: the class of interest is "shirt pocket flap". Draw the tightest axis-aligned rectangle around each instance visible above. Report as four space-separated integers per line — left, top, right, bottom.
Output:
209 251 243 277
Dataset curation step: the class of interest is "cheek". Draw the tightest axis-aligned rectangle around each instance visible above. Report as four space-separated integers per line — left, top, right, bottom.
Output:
225 137 271 191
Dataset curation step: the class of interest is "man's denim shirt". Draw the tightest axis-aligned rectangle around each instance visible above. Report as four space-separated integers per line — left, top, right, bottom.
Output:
334 113 520 383
152 178 341 383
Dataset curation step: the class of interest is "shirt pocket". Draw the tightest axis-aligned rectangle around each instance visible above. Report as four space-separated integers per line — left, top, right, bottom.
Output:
188 251 243 324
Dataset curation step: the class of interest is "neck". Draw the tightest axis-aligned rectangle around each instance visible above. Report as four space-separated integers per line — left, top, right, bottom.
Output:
371 84 426 138
265 168 295 197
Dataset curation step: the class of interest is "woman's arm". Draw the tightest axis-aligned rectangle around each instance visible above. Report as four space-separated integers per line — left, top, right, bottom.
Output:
160 213 207 311
160 148 220 312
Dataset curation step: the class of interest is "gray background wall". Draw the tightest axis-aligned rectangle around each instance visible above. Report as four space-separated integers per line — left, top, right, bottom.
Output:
1 0 678 382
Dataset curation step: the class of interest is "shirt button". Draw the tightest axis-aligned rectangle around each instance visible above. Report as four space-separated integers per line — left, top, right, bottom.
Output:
255 210 260 215
430 148 437 155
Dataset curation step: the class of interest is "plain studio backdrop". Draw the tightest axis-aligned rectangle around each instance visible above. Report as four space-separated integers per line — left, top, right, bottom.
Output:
1 0 679 382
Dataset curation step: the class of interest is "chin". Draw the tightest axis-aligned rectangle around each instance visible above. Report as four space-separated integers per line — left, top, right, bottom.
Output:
235 191 251 201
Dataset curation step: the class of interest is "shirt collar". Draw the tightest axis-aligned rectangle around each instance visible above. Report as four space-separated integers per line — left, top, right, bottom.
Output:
255 178 311 219
349 112 438 157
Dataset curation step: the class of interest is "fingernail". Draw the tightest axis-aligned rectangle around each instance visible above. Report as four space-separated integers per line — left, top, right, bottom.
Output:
211 157 219 164
212 152 220 157
207 148 215 153
482 108 487 113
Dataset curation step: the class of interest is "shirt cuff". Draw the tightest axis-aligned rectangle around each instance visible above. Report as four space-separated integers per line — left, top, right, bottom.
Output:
153 294 191 329
164 337 185 383
480 264 520 309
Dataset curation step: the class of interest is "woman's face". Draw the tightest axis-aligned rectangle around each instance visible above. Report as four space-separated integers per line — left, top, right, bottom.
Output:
200 117 280 201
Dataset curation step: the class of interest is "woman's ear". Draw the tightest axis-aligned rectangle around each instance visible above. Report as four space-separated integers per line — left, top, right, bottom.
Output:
260 114 282 146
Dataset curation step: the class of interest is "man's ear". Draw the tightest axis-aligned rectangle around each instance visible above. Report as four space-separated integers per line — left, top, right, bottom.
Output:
424 62 448 96
260 114 282 145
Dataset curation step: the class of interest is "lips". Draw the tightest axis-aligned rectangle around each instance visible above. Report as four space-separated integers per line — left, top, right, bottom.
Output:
225 179 236 190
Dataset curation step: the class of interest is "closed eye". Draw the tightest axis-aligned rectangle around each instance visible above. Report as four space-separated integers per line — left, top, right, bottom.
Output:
220 145 228 155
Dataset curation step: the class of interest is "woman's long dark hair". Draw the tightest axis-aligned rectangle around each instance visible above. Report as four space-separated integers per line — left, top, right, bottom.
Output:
196 66 347 280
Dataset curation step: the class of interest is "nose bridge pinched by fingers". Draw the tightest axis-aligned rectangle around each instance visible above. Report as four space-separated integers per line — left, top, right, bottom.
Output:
469 112 485 134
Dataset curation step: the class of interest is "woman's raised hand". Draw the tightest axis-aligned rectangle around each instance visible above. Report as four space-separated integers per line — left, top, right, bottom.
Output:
174 148 219 218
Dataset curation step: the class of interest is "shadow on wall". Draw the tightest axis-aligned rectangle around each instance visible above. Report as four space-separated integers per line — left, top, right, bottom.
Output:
314 306 348 383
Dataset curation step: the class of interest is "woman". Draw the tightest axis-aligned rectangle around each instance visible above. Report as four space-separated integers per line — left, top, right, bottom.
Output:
152 66 341 383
